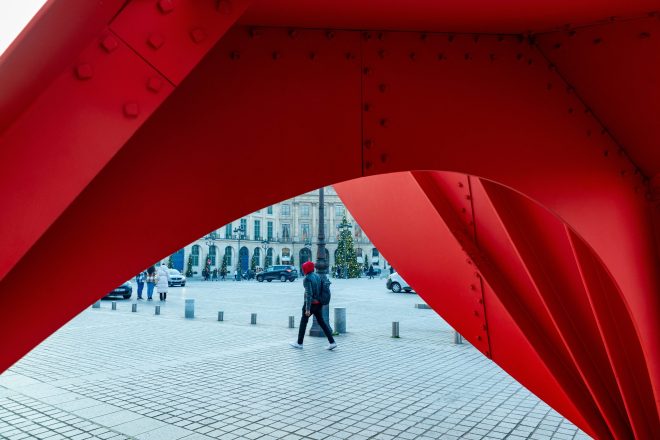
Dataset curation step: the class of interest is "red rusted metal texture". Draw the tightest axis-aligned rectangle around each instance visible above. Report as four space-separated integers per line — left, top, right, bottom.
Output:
0 1 658 438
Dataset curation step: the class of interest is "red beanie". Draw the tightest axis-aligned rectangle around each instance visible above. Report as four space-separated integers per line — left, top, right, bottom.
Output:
302 261 315 275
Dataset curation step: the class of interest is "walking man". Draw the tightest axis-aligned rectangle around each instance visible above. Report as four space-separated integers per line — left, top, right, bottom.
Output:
290 261 336 350
135 270 146 300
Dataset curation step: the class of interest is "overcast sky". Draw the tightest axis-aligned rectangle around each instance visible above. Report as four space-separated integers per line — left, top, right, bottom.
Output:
0 0 47 57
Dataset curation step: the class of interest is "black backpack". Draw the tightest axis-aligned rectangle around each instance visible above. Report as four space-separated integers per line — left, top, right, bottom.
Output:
318 277 331 305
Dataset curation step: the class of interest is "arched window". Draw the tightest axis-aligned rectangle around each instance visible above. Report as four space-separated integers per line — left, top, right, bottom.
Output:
266 248 273 268
372 248 379 257
191 245 200 266
209 245 217 266
224 246 233 267
253 248 261 266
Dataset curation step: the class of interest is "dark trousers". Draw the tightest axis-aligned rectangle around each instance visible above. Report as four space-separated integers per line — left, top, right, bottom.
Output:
137 282 144 298
297 303 335 344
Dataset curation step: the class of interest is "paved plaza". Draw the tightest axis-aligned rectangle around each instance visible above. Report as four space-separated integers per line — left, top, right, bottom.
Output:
0 278 589 440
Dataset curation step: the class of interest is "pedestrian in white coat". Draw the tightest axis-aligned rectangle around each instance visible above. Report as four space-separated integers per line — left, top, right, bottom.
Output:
157 264 170 301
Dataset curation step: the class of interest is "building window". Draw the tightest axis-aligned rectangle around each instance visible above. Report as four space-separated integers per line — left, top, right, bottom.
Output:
224 247 233 266
254 220 261 241
281 247 290 262
301 223 310 241
240 218 247 239
191 245 200 266
266 248 273 267
372 248 379 257
267 206 273 214
225 223 232 239
354 224 363 239
356 248 363 257
209 245 217 266
301 204 310 217
254 248 261 266
335 204 345 218
281 204 291 216
267 221 273 240
282 224 291 240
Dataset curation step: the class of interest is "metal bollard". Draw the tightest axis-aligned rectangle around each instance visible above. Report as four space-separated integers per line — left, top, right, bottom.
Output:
415 303 432 309
92 301 101 309
111 301 117 310
131 303 137 313
155 305 160 315
334 308 346 334
218 311 224 321
185 299 194 319
454 331 463 344
288 316 295 328
251 313 257 325
392 321 400 338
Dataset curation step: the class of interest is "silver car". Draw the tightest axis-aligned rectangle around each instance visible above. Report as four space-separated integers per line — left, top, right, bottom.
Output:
167 269 186 287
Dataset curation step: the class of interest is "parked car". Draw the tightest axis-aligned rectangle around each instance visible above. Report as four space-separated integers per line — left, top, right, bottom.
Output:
168 269 186 287
386 272 413 293
104 281 132 299
256 265 298 282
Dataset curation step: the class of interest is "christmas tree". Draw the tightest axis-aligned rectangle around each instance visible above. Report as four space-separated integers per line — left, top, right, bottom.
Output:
185 254 193 277
335 216 361 278
220 253 228 277
251 253 258 271
167 255 174 269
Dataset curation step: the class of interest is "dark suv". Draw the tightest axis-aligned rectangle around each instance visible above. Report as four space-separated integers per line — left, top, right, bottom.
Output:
256 265 298 282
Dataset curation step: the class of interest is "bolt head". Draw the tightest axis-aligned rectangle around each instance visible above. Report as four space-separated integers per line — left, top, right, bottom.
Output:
147 34 164 50
75 64 93 80
157 0 174 14
123 102 140 118
147 76 163 93
190 28 207 44
100 35 119 53
216 0 232 14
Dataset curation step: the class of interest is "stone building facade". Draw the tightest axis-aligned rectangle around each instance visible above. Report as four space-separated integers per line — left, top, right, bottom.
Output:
168 187 387 277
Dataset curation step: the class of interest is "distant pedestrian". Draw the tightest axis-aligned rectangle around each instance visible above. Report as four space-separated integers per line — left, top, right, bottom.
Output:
220 267 227 280
233 269 238 281
145 266 157 301
212 268 218 281
290 261 336 350
135 270 146 299
367 265 375 279
157 264 170 301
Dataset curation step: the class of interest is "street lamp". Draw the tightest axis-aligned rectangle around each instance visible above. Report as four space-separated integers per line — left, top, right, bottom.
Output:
310 187 331 337
234 225 245 281
204 232 218 281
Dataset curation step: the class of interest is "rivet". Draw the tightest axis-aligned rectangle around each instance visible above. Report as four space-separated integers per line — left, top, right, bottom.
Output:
409 52 416 60
464 52 472 60
586 129 592 137
475 272 482 278
620 170 627 176
123 102 139 118
362 31 372 41
216 0 232 14
566 85 574 93
147 34 164 50
603 150 609 157
568 107 574 114
485 350 491 357
553 42 562 49
157 0 174 14
593 37 602 44
482 324 487 330
527 58 533 65
380 153 388 163
461 207 467 213
363 67 372 75
548 63 556 71
379 118 389 127
497 35 505 42
308 52 317 60
473 35 480 43
474 311 479 316
288 29 298 39
466 259 472 265
272 51 280 60
546 82 553 90
363 103 371 112
376 32 385 41
378 49 387 59
640 32 651 39
477 335 483 341
344 52 356 60
516 53 523 60
190 28 207 44
365 160 373 169
466 195 472 200
516 35 524 43
478 299 484 304
229 51 240 60
488 53 496 62
325 30 335 40
74 64 93 80
378 83 388 93
100 35 118 53
249 28 262 39
420 32 428 41
458 182 464 188
437 52 445 60
448 34 455 42
363 139 373 149
146 77 162 93
568 30 576 37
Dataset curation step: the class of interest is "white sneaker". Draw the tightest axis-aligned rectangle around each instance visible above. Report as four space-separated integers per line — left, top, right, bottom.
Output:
289 342 303 349
326 342 337 350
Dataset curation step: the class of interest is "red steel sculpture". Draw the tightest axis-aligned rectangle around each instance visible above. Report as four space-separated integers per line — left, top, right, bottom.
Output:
0 1 658 438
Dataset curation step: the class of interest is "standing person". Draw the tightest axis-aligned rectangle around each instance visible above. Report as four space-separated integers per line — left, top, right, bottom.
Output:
145 266 157 301
135 270 146 300
290 261 336 350
367 265 375 279
212 268 218 281
220 266 227 280
157 263 170 301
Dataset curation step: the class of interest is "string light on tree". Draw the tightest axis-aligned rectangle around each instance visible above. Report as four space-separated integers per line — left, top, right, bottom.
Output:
335 216 361 278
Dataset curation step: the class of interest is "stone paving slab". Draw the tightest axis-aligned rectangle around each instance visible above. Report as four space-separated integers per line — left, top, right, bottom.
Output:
0 279 590 439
